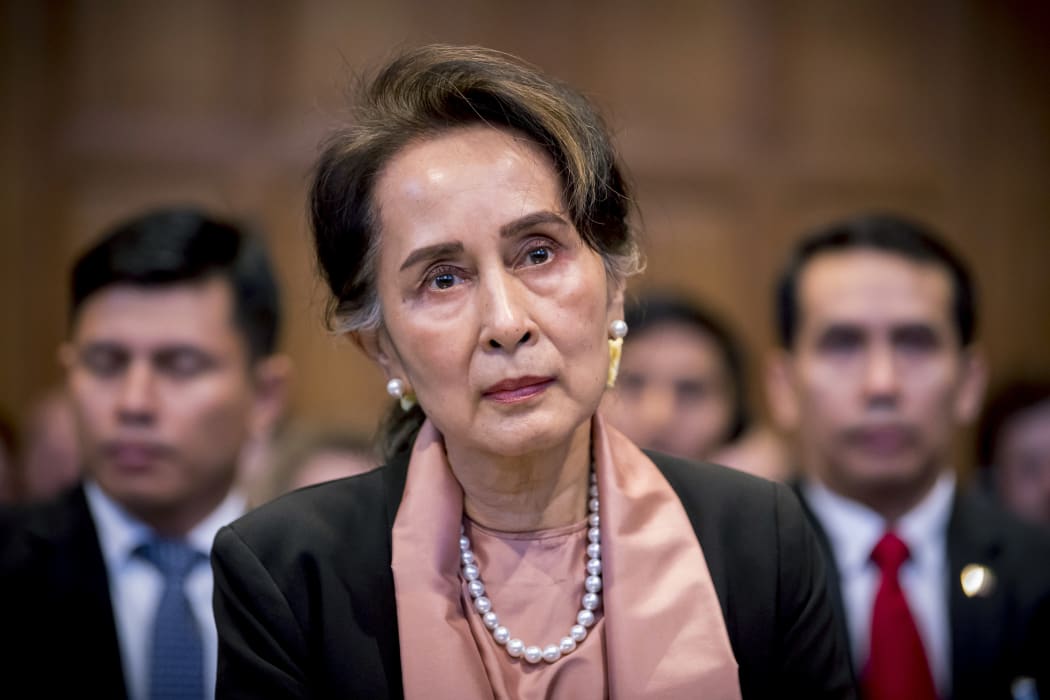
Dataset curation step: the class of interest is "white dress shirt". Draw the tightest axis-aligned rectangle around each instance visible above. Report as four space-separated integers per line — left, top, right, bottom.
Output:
84 481 246 700
803 472 955 698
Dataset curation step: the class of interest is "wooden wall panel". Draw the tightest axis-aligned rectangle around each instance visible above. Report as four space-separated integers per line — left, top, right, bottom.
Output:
2 0 1048 462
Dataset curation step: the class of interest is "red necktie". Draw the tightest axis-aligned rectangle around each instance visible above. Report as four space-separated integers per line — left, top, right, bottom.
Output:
863 531 938 700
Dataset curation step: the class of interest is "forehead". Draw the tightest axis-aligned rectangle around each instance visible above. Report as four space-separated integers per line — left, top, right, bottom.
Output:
1004 400 1050 443
797 250 954 330
374 126 564 241
72 277 240 348
623 322 726 373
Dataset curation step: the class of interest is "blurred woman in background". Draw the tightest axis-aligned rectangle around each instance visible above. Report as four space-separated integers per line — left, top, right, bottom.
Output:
604 292 790 480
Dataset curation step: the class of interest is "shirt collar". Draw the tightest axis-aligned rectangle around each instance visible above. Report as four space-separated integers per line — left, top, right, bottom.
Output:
803 479 884 577
802 471 955 575
896 471 955 569
84 480 246 569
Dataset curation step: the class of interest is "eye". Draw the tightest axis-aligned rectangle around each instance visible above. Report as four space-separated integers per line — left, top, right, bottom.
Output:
675 380 710 404
425 266 465 291
616 372 645 395
893 325 940 354
155 348 215 378
526 246 552 265
517 238 559 269
80 345 129 378
817 326 864 354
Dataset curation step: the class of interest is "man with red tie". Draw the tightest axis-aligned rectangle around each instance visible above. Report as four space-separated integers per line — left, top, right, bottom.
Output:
766 213 1050 700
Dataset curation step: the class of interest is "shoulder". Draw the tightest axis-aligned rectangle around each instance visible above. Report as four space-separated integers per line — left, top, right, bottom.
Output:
950 486 1050 589
954 486 1050 551
646 450 801 540
0 485 94 570
644 450 811 607
645 453 856 697
216 458 406 578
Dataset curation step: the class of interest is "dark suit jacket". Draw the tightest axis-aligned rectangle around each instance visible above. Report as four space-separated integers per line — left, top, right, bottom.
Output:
212 451 857 699
0 485 129 699
794 480 1050 700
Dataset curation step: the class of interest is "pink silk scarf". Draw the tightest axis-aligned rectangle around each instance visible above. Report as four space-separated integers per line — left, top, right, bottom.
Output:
390 414 741 699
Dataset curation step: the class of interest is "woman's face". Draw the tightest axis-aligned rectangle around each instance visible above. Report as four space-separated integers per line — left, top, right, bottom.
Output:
604 321 736 460
365 126 623 458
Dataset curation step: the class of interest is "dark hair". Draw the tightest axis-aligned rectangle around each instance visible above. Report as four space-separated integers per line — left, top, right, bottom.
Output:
977 380 1050 467
775 213 976 349
624 293 751 443
309 44 643 459
70 207 281 360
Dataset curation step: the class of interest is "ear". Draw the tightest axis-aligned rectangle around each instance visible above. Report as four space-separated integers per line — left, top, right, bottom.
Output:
248 354 293 439
58 343 75 372
765 349 802 431
351 326 406 382
954 346 988 425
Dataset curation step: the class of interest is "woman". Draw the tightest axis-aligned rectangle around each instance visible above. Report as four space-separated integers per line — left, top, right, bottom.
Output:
212 45 854 699
603 292 791 481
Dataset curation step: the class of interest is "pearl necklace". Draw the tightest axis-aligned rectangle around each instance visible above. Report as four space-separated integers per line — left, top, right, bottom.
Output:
459 471 602 664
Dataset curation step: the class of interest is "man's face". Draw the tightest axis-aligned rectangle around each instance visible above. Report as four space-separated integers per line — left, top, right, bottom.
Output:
772 250 983 507
64 277 270 533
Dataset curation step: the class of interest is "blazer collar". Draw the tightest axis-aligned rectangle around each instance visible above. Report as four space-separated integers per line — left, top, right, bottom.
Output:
382 449 412 534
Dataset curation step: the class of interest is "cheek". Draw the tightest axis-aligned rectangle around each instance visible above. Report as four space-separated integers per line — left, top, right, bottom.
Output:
696 402 733 436
406 340 473 400
798 368 851 417
166 381 253 451
68 378 113 445
550 282 612 357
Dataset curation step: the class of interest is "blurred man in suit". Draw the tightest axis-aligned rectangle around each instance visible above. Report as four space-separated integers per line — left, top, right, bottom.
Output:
766 213 1050 700
0 207 288 699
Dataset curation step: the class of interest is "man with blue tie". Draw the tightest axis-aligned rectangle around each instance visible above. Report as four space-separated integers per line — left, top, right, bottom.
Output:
1 207 289 699
766 213 1050 699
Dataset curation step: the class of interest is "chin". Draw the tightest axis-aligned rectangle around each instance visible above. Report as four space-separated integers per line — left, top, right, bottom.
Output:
472 412 590 458
843 457 934 493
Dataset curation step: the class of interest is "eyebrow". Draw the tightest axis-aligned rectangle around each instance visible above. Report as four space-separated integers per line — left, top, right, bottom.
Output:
499 210 570 238
398 210 571 272
399 242 464 272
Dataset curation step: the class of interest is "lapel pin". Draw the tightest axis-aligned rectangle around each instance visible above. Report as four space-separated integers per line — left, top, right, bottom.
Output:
960 563 996 598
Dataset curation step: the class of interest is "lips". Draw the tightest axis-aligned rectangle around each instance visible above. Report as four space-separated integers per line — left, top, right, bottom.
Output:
845 425 917 454
103 441 172 469
482 376 555 403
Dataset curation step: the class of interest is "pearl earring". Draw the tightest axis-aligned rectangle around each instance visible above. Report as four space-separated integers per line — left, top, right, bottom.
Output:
386 377 417 412
607 320 628 388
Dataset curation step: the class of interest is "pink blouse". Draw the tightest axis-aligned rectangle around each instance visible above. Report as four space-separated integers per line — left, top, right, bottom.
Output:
390 414 741 699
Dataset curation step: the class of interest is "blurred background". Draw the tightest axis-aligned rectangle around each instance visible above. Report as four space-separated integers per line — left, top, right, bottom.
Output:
2 0 1048 473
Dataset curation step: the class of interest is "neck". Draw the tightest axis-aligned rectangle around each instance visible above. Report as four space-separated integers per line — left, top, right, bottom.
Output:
131 483 232 539
445 420 592 532
820 463 946 524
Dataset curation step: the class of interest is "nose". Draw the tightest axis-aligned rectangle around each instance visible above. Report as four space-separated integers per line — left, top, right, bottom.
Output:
479 270 535 351
863 344 900 407
116 359 156 425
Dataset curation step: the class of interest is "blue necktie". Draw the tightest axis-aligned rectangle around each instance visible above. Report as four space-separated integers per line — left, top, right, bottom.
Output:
137 538 206 700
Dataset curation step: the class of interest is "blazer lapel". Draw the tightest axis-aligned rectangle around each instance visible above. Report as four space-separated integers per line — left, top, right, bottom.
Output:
946 488 1009 697
25 486 129 698
790 480 854 674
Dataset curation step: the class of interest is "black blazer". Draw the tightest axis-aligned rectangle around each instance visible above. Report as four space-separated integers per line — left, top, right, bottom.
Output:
794 481 1050 700
212 451 856 699
0 485 129 699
